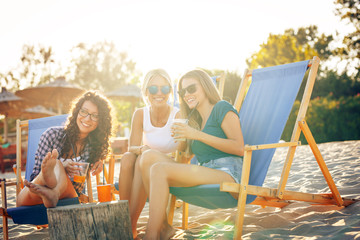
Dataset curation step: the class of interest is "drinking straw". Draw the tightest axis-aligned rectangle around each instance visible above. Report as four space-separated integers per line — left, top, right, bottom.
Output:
78 162 81 176
103 162 105 185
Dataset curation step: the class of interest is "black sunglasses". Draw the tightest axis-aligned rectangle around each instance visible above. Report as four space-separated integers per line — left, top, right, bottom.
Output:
147 85 171 95
79 108 99 122
178 84 197 98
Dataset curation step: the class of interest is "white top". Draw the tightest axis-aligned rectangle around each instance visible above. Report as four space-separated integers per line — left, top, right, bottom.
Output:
143 106 179 154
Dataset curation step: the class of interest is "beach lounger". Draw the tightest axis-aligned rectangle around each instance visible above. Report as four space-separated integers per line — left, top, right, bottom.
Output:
168 56 356 239
0 115 95 240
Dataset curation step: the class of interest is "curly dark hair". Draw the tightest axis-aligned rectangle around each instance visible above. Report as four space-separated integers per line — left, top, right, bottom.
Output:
61 91 115 163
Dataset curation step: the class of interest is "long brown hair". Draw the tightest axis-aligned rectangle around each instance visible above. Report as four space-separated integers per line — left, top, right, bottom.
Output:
62 91 115 163
178 69 221 129
178 69 221 155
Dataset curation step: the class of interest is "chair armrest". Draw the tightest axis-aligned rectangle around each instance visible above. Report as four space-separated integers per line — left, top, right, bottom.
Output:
1 178 17 211
244 141 301 151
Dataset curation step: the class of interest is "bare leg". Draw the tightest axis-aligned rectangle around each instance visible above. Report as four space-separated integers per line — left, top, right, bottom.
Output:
160 218 176 240
129 156 148 239
24 180 59 207
144 161 236 239
140 150 174 195
16 154 77 208
129 150 174 239
119 152 137 201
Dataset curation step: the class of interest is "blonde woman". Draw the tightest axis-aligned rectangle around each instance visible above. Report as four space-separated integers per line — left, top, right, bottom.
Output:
139 69 245 239
118 69 180 238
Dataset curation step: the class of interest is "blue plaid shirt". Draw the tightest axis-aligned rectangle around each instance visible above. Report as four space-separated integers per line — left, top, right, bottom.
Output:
30 126 91 195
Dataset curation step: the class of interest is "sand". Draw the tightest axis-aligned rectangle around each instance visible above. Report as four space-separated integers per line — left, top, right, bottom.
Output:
1 140 359 239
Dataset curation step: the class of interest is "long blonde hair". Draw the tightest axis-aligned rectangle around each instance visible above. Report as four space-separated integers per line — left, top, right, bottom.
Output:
178 69 221 154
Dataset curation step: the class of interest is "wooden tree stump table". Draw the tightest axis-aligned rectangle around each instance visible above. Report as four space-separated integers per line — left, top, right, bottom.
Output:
47 200 132 240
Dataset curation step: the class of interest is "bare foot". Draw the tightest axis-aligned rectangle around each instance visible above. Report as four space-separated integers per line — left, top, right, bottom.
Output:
41 149 58 189
160 222 176 240
24 180 59 208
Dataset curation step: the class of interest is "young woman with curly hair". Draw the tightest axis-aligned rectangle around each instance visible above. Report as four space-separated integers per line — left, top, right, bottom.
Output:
16 90 115 208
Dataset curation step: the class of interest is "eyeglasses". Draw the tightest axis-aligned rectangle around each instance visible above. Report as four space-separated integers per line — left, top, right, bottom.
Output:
178 84 197 98
79 108 99 122
147 85 171 95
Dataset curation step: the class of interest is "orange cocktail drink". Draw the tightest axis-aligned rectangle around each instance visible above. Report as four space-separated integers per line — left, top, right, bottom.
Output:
73 175 86 183
97 184 112 202
73 162 89 183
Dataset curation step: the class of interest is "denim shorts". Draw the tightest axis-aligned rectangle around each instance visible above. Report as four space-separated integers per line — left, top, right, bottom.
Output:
201 156 243 183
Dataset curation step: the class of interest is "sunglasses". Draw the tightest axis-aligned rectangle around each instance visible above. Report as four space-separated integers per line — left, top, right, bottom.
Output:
79 108 99 122
147 85 171 95
178 84 197 98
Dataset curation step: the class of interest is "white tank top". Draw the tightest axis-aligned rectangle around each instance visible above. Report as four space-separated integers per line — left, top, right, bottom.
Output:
143 106 179 154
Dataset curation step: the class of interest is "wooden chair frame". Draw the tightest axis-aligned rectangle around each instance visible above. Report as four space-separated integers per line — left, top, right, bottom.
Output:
168 57 357 239
0 117 100 240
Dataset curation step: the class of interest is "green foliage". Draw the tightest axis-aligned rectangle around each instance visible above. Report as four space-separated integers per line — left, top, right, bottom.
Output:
282 94 360 143
222 71 242 104
69 41 141 92
313 69 360 98
111 99 145 133
1 44 57 90
202 69 242 104
246 26 331 69
334 0 360 78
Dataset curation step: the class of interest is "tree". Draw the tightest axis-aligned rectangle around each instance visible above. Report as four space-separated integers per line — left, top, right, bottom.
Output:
69 41 141 92
202 69 242 105
313 69 360 99
334 0 360 78
246 26 332 69
1 44 57 90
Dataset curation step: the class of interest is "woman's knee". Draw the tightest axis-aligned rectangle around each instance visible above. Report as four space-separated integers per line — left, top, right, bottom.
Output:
149 162 171 180
120 152 137 171
139 149 162 171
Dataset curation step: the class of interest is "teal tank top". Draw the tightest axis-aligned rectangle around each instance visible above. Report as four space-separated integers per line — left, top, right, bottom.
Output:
191 100 240 165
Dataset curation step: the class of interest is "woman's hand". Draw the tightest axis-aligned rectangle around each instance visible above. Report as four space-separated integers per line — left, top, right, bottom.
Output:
62 160 80 178
139 145 150 154
129 145 150 155
171 122 198 141
90 160 103 176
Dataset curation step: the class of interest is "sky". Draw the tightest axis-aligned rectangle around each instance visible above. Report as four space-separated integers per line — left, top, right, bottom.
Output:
0 0 354 86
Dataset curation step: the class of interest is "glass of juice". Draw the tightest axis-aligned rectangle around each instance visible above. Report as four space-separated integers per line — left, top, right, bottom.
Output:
73 162 90 183
97 184 112 202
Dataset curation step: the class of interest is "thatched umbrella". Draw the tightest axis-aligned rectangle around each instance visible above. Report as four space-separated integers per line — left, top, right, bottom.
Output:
106 84 142 117
22 105 57 118
0 87 34 142
16 76 84 114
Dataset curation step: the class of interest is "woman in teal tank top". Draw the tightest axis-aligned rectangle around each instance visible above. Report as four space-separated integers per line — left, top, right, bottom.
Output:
138 69 245 239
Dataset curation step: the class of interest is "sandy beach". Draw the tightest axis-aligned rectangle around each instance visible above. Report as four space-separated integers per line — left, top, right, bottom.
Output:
1 140 359 239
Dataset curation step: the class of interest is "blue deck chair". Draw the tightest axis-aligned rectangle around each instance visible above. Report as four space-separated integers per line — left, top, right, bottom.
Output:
0 115 82 240
168 57 354 239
